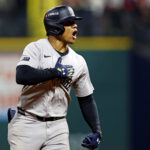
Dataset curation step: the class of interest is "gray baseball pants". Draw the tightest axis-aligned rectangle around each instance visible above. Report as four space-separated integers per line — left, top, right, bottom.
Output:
8 113 70 150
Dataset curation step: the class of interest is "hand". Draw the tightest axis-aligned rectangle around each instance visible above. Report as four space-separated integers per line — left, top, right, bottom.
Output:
81 131 102 149
55 57 74 78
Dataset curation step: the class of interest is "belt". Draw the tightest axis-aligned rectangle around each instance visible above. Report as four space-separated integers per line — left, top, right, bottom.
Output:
17 107 65 122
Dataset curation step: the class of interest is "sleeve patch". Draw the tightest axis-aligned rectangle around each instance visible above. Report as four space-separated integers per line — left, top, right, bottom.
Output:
21 56 30 61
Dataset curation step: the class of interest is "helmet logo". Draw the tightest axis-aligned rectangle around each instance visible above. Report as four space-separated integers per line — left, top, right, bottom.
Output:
48 12 59 17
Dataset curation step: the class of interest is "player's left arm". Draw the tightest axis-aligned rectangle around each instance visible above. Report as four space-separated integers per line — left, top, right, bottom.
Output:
73 57 102 149
77 94 102 149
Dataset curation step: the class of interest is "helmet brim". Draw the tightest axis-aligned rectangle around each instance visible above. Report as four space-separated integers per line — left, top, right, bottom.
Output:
58 16 82 23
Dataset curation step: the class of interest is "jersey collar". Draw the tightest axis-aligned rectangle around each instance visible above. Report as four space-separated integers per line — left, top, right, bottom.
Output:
46 38 69 57
56 48 69 56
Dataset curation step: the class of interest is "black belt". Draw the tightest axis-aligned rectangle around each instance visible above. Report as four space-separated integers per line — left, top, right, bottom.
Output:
17 107 65 122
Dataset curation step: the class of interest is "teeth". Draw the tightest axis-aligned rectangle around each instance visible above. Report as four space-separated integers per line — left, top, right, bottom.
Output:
72 31 77 40
73 34 77 39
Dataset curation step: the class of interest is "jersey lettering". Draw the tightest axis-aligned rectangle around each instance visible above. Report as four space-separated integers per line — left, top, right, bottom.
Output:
60 78 72 91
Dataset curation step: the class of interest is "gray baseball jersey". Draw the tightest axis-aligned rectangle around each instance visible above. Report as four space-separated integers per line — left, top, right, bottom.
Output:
17 38 94 117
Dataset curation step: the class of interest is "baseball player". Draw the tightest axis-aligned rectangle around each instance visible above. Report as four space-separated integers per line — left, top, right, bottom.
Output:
8 5 102 150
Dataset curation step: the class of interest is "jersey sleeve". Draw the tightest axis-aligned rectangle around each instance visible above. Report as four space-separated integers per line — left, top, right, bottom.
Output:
17 42 40 68
73 58 94 97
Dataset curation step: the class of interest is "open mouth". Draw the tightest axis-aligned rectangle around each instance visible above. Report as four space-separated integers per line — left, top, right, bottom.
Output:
72 30 78 40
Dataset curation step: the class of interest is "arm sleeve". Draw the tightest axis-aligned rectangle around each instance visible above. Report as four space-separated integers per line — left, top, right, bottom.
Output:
16 65 58 85
77 94 101 133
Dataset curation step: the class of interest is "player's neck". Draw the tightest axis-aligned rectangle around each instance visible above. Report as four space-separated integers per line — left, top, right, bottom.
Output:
48 36 68 53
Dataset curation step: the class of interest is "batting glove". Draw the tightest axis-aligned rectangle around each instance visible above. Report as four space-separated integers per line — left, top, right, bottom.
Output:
81 131 102 149
55 57 74 78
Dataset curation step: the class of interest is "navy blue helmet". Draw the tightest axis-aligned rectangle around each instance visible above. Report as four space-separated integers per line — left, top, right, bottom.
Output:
44 5 82 36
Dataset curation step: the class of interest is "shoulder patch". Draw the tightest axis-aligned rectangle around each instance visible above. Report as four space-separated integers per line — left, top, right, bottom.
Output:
21 56 30 61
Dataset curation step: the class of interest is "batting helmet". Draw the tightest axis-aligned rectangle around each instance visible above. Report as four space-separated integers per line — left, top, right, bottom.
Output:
44 5 82 36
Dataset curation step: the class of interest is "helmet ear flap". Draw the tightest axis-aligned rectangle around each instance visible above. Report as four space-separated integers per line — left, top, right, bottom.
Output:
48 24 65 36
44 19 65 36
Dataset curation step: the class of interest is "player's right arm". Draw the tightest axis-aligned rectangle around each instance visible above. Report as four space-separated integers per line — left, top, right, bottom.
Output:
16 65 58 85
16 57 74 85
16 42 57 85
16 42 74 85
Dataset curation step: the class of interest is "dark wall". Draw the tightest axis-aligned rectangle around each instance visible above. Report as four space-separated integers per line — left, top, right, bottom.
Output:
131 51 150 150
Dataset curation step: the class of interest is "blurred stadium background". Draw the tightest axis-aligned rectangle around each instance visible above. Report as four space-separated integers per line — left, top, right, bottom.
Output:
0 0 150 150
